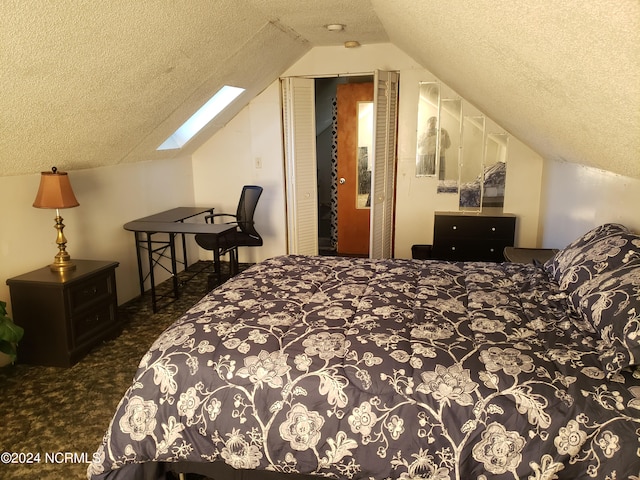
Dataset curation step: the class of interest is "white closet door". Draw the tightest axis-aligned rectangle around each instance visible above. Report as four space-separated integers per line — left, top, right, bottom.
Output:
370 70 399 258
281 77 319 255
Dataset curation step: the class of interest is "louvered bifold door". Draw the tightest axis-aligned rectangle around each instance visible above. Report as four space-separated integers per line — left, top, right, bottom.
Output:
281 77 319 255
370 70 399 259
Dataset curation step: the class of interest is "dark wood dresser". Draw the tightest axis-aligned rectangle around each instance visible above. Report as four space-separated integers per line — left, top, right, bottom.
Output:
6 260 120 367
432 212 516 262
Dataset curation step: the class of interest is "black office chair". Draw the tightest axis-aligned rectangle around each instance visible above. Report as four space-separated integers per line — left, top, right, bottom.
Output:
195 185 263 281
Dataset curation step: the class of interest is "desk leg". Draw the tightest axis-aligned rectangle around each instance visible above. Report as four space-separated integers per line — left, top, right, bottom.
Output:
181 233 188 269
134 231 144 296
230 247 239 276
177 220 189 270
146 233 157 313
213 242 222 286
170 233 179 299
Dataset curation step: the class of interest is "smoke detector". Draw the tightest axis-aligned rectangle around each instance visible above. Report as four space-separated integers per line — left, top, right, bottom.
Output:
326 24 345 32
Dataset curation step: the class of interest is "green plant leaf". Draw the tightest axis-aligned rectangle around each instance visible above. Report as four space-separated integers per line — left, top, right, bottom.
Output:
0 340 18 359
0 319 24 343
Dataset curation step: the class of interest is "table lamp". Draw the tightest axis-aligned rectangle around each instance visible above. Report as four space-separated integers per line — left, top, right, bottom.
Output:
33 167 80 272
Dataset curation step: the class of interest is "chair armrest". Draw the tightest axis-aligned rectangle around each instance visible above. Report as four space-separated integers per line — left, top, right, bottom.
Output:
204 213 237 224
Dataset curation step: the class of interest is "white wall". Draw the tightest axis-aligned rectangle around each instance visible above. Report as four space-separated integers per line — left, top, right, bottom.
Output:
0 158 195 310
540 159 640 247
503 137 545 247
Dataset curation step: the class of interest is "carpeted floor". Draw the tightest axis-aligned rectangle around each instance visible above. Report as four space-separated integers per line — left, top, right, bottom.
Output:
0 261 239 480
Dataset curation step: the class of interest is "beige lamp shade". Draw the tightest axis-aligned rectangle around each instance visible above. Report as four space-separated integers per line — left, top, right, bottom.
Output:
33 167 79 209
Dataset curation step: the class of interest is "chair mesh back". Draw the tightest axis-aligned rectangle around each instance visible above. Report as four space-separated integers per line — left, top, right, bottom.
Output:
236 185 263 238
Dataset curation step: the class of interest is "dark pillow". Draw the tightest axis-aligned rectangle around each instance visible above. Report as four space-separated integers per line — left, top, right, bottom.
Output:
544 223 640 291
569 262 640 377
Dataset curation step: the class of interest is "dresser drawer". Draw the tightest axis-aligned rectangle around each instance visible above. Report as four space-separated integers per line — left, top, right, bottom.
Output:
434 241 509 262
68 271 114 314
73 302 117 345
434 214 515 240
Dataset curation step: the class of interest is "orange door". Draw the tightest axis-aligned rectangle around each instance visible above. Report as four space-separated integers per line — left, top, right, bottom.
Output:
336 82 374 256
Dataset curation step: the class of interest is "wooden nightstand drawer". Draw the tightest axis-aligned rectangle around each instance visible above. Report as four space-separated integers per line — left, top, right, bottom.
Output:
68 273 113 314
73 302 117 345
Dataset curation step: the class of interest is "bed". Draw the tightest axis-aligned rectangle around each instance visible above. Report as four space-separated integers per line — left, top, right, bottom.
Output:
459 161 506 208
89 223 640 480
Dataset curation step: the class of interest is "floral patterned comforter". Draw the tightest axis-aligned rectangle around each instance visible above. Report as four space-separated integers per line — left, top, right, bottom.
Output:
89 255 640 480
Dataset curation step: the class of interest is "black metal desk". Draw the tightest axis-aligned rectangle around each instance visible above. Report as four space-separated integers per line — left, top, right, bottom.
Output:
503 247 558 265
124 208 235 312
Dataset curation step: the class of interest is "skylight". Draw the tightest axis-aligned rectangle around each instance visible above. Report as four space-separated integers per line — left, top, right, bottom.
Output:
157 85 245 150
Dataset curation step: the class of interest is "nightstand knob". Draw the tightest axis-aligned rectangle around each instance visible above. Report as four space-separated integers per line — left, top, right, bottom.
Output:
491 227 496 231
452 225 457 230
83 286 98 297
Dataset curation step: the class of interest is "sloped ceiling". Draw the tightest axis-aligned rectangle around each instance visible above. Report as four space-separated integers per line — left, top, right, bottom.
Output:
1 0 638 179
377 0 640 179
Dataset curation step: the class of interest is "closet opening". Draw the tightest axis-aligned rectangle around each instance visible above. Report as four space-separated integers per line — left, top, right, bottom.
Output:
315 75 374 257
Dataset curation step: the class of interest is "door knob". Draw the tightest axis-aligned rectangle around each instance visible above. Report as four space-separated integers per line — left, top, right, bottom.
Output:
339 178 346 184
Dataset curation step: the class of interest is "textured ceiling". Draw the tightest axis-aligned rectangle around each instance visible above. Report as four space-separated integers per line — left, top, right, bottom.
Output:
1 0 638 178
376 0 640 179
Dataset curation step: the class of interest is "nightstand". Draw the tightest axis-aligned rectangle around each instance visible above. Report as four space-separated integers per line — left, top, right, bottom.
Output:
503 247 558 265
6 260 121 367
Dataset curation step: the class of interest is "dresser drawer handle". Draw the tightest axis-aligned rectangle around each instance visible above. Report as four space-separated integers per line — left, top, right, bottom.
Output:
452 225 457 230
491 227 496 231
83 286 98 297
451 246 456 251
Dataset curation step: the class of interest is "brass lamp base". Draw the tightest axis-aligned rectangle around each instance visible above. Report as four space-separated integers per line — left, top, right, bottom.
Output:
50 214 76 272
50 258 76 272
